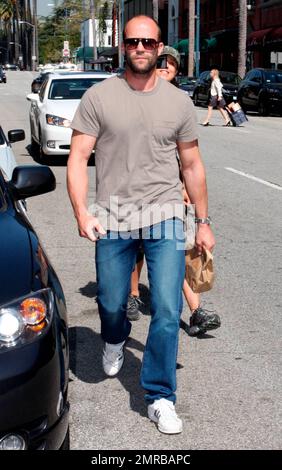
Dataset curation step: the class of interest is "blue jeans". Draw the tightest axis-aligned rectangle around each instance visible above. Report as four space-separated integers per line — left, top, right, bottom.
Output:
95 218 185 403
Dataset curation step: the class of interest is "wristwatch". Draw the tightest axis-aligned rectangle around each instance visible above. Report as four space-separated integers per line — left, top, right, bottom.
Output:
195 216 212 225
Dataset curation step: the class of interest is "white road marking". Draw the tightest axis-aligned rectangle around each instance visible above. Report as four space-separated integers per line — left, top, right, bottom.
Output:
225 167 282 191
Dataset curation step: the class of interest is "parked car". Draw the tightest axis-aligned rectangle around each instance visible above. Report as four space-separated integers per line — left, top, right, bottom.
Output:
4 64 18 71
0 126 25 180
193 71 241 106
237 68 282 116
31 71 53 94
0 165 69 450
0 67 6 84
27 71 113 159
177 76 197 97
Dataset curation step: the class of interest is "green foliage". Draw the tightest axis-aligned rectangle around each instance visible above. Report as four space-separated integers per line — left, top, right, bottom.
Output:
99 1 109 35
39 0 86 63
39 0 113 63
0 0 14 22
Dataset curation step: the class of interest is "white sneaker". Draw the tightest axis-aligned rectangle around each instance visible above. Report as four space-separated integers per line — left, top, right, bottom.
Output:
148 398 183 434
102 341 125 376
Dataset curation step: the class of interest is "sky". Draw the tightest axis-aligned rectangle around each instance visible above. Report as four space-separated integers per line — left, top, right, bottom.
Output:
37 0 60 17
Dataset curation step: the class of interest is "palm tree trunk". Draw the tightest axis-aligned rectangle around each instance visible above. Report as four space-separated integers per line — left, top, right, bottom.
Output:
13 0 20 64
238 0 247 78
152 0 158 22
188 0 195 77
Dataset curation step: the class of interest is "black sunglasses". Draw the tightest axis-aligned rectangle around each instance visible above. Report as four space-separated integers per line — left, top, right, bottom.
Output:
124 38 159 51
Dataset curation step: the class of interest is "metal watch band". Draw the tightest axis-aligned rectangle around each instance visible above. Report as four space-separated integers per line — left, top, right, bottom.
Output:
195 216 212 225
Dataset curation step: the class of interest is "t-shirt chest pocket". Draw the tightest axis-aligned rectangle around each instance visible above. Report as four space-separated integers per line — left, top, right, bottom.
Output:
151 120 176 148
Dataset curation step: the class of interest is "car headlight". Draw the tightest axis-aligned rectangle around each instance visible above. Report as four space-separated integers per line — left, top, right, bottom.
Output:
46 114 71 127
0 288 54 348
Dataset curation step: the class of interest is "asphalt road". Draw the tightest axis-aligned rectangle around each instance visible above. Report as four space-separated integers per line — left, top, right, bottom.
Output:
1 71 282 450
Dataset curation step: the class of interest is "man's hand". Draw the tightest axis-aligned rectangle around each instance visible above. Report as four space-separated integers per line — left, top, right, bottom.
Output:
195 224 215 255
182 186 190 205
77 213 106 242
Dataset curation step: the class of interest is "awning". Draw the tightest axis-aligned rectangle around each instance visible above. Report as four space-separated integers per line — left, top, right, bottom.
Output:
173 37 217 55
247 28 273 48
209 29 238 49
75 46 118 61
98 47 118 57
75 46 95 60
265 26 282 45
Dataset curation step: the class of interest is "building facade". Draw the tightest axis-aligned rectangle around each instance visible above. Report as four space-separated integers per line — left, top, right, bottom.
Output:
123 0 168 43
81 19 113 49
0 0 34 69
246 0 282 69
173 0 282 74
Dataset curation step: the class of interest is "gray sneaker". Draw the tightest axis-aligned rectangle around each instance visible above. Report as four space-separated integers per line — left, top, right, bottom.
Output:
189 306 221 336
126 294 143 321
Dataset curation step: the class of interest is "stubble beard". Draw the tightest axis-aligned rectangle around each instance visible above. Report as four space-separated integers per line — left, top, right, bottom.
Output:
126 52 158 76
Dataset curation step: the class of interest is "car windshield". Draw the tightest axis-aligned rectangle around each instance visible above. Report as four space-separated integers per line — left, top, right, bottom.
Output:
220 73 241 85
48 78 106 100
265 71 282 84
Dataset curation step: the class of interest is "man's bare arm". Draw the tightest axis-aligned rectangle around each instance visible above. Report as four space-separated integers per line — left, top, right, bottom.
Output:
177 139 215 253
67 130 106 242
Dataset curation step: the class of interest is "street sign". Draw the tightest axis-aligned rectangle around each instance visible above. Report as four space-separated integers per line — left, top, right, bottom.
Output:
64 41 69 50
62 49 70 57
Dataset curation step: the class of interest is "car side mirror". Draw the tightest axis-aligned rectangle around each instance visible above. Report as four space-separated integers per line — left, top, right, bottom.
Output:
26 93 40 102
8 165 56 200
8 129 25 143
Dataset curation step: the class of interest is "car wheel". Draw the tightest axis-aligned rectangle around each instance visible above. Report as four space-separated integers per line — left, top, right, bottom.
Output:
31 135 39 150
193 92 200 106
39 143 47 162
38 129 47 162
238 98 247 114
59 427 70 450
258 98 268 116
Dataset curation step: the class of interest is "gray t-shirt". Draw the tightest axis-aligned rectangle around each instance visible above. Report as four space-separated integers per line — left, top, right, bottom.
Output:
71 75 198 231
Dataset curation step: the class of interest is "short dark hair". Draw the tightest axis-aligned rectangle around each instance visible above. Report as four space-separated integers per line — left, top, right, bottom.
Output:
123 15 162 42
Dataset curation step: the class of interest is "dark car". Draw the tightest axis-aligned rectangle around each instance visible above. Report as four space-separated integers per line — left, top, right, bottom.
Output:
0 165 69 450
237 68 282 116
0 68 6 84
4 64 18 71
193 70 241 106
31 71 52 94
177 76 197 98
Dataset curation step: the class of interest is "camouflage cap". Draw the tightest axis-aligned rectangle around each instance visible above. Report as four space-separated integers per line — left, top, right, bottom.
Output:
159 46 181 68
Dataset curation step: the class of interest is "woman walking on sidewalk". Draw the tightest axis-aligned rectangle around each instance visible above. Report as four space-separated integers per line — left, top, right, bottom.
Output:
202 69 231 127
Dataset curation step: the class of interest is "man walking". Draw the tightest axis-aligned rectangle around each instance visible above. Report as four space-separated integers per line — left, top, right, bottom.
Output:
67 15 215 434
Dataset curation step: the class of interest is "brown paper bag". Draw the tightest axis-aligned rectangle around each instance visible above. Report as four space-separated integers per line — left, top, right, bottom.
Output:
185 247 215 293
